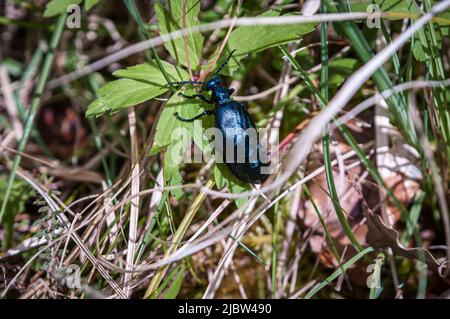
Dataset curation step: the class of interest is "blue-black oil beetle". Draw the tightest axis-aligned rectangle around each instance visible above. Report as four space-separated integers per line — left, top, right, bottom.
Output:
169 50 270 184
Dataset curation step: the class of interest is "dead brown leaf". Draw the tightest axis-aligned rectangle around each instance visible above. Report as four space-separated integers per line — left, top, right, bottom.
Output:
365 211 449 277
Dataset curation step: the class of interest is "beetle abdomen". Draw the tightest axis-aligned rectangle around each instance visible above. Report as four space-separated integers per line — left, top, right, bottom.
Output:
215 102 269 184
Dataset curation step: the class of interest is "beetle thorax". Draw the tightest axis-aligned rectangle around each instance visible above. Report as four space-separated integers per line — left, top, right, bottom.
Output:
211 86 231 105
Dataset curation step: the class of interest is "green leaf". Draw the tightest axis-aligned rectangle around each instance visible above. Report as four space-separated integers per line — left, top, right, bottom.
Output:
44 0 82 17
345 0 421 16
163 265 185 299
207 10 317 75
213 164 226 189
412 26 444 62
155 1 203 69
113 60 187 82
326 58 360 88
151 91 213 152
301 58 359 90
164 144 185 199
85 0 100 10
436 10 450 25
214 163 251 208
377 0 420 14
346 0 372 11
159 95 196 199
152 92 214 197
170 0 202 37
153 93 194 150
86 78 158 117
148 264 184 299
412 30 428 62
86 60 187 117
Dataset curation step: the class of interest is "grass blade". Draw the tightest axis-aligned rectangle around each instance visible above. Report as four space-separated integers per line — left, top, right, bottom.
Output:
304 246 374 299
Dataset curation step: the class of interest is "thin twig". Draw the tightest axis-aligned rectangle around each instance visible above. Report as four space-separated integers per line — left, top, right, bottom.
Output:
123 106 140 297
47 11 380 89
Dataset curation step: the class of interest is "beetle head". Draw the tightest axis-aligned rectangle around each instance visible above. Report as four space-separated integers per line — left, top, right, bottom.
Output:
205 77 222 90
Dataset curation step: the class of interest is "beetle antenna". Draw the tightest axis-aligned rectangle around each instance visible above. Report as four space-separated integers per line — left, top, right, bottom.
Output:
213 49 237 78
167 80 205 87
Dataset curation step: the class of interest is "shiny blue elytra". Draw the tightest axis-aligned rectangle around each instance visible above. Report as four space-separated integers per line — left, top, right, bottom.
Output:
169 50 269 184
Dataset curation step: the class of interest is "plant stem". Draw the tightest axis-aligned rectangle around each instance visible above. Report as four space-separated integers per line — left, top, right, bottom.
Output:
144 179 215 298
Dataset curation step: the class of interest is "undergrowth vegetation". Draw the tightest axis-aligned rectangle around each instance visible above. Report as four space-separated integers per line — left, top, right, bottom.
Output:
1 0 450 299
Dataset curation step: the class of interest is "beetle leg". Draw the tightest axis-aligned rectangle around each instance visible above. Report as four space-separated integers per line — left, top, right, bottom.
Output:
179 92 213 104
174 110 214 122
